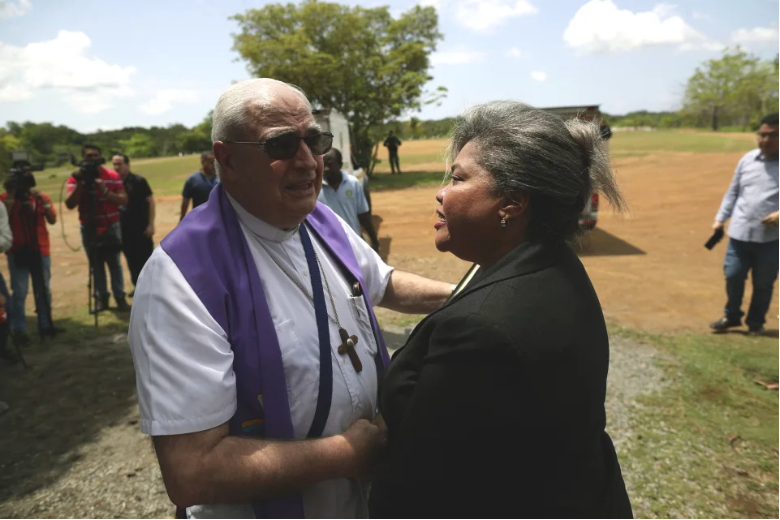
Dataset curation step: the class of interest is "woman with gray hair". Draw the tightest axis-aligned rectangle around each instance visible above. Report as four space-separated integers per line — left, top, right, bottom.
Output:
369 101 632 518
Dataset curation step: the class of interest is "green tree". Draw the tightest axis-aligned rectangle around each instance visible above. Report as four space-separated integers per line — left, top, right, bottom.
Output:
119 133 159 158
683 47 779 131
231 0 445 174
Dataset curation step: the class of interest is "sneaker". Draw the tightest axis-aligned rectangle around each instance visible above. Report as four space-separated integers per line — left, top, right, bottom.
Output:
747 326 766 337
710 316 742 333
115 296 131 312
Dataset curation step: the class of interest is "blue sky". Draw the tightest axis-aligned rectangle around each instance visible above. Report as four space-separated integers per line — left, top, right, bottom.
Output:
0 0 777 132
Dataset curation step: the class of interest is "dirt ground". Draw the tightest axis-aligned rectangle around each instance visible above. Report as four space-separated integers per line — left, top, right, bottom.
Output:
0 149 777 517
371 150 779 334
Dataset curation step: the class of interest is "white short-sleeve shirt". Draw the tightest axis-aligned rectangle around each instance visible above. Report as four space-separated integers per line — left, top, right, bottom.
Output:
128 195 394 518
317 171 370 236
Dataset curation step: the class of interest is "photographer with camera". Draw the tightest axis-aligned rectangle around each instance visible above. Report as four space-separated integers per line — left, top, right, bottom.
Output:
1 160 63 345
66 145 130 313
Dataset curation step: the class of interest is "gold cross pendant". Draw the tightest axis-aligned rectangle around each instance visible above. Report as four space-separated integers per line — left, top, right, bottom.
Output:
337 328 362 372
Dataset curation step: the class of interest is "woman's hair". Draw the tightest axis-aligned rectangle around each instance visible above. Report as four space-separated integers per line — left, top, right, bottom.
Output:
446 101 625 243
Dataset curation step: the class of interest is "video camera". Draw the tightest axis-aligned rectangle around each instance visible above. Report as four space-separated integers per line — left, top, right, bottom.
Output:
5 151 42 201
70 154 105 187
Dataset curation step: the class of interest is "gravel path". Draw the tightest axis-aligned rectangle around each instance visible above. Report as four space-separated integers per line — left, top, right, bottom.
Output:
0 329 667 518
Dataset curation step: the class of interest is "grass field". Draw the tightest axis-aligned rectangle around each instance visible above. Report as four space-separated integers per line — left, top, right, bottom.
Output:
611 326 779 517
33 129 759 198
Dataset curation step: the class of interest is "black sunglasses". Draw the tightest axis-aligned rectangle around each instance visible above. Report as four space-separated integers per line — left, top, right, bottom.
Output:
224 131 334 161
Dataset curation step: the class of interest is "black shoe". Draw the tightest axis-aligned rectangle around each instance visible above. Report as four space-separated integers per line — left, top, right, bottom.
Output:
90 297 109 315
12 332 31 348
710 316 741 332
747 326 766 337
40 326 66 339
115 296 131 312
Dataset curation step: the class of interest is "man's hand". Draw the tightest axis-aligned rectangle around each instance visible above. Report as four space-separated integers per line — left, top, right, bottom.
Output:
94 178 108 194
712 221 725 232
144 224 155 237
71 168 83 181
29 188 40 198
761 211 779 227
339 418 384 478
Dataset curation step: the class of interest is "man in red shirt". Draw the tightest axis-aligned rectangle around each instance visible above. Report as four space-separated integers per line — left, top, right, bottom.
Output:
1 163 63 345
66 145 130 313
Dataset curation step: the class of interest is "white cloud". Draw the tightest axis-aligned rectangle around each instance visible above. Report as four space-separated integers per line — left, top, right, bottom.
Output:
139 89 198 115
0 0 31 18
454 0 537 31
731 27 779 44
419 0 443 7
507 47 523 58
430 47 486 65
530 71 547 82
0 30 136 112
691 11 710 21
563 0 718 54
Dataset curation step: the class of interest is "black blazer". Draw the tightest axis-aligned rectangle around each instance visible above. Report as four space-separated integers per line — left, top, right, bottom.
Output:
369 241 632 518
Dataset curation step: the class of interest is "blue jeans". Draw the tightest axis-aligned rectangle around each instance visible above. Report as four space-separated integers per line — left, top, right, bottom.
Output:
80 222 125 300
7 253 52 334
724 238 779 327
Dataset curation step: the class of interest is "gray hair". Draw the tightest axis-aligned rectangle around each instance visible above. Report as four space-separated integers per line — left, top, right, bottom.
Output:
211 78 312 176
446 101 624 243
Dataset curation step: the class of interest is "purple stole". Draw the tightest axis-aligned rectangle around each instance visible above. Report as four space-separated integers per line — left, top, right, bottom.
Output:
160 184 390 518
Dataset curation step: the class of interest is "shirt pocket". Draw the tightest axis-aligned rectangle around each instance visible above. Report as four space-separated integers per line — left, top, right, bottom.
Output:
348 295 378 358
274 319 319 405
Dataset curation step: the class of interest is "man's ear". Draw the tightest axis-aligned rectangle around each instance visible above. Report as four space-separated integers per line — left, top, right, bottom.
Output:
213 142 232 179
501 191 530 220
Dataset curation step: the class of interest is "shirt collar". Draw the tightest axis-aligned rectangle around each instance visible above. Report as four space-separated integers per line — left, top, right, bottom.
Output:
755 149 779 162
225 191 299 243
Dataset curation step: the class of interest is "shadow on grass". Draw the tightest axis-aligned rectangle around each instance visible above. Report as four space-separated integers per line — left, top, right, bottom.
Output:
0 310 136 505
573 228 646 257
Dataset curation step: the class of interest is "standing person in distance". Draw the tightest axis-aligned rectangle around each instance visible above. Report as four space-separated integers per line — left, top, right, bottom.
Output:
113 154 155 298
383 131 402 175
180 152 218 221
710 113 779 336
65 145 130 313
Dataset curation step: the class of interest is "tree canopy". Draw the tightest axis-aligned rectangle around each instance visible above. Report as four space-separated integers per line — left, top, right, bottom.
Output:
683 47 779 131
231 0 445 173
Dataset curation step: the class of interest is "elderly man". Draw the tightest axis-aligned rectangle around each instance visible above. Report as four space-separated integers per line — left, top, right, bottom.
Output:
128 78 453 518
711 113 779 336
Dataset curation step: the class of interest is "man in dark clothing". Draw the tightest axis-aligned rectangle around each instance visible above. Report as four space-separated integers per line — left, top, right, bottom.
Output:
180 153 219 221
112 154 155 297
383 131 402 175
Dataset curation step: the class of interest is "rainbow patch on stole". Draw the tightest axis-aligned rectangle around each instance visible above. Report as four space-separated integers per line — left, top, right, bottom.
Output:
241 418 265 434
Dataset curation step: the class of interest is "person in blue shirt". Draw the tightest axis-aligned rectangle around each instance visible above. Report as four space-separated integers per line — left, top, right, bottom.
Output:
180 153 219 221
317 148 380 252
711 113 779 336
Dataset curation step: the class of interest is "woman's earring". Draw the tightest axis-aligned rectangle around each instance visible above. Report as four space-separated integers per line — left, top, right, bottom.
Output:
500 217 507 228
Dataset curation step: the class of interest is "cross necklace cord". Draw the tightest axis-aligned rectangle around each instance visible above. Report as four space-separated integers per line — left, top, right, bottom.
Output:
265 239 363 372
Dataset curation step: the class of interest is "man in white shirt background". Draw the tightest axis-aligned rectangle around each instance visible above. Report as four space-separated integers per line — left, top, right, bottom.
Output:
127 78 454 519
318 148 380 252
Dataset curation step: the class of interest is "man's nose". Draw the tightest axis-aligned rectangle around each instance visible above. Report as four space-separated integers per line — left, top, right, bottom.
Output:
293 139 318 168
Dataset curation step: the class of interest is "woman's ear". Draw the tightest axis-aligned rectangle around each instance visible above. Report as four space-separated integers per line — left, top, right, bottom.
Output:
501 191 530 221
